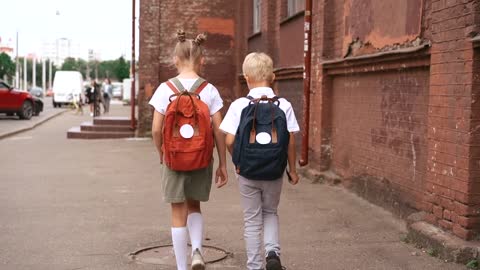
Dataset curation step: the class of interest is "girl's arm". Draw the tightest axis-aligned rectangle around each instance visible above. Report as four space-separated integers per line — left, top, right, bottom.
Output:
152 110 165 164
212 111 228 188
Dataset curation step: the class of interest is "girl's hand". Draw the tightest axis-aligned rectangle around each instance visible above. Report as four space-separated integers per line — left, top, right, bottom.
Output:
215 166 228 188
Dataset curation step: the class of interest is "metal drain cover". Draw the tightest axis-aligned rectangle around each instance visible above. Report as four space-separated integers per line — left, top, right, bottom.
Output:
129 244 229 266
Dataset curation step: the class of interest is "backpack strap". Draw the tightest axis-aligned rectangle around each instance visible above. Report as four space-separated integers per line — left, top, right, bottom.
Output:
166 80 180 94
190 78 208 94
169 77 208 94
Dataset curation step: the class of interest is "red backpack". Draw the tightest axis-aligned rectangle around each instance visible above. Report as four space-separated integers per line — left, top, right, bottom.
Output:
162 77 214 171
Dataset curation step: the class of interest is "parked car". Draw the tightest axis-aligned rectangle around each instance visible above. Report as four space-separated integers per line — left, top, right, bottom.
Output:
28 87 44 98
32 97 43 116
111 82 123 99
0 80 41 119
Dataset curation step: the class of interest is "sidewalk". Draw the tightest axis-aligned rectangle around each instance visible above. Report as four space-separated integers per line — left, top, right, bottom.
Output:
0 99 68 139
0 104 466 270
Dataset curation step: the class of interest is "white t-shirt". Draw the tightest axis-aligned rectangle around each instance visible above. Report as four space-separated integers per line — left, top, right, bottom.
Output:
220 87 300 135
149 78 223 115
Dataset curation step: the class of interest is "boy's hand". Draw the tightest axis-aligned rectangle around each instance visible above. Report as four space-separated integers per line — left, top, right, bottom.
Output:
159 151 164 164
288 171 299 185
215 166 228 188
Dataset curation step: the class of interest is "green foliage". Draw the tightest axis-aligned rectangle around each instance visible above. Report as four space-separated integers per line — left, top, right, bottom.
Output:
467 259 479 269
114 56 130 81
61 56 130 82
0 53 15 79
426 248 438 257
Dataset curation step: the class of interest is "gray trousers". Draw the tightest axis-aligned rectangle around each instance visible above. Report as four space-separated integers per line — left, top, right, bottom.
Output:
238 175 283 270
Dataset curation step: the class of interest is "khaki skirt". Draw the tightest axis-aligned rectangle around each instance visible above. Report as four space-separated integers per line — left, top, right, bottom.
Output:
161 163 213 203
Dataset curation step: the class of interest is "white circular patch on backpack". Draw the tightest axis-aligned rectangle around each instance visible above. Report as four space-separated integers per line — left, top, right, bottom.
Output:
179 124 194 139
256 132 271 144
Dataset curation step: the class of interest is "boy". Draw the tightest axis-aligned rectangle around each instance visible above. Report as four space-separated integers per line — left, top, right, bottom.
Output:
220 52 300 270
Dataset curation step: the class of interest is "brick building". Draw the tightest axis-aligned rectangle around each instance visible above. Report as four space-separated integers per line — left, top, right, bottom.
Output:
138 0 480 240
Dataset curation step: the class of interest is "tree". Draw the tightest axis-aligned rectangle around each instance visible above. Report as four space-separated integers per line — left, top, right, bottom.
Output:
0 53 15 80
114 56 130 81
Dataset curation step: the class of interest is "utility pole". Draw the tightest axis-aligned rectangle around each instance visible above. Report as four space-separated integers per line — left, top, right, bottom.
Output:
49 59 53 90
23 56 27 90
15 32 19 88
42 58 46 94
32 57 36 87
130 0 136 130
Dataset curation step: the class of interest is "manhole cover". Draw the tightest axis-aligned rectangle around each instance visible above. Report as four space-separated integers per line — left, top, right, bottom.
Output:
129 244 230 266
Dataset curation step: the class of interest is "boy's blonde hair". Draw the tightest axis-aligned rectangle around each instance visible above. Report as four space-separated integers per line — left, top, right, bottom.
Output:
242 52 274 83
174 30 207 67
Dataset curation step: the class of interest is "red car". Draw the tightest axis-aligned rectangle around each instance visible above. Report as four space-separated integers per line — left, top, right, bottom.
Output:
0 80 42 120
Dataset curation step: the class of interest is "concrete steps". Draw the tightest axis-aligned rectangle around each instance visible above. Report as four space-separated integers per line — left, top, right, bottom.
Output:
67 116 135 139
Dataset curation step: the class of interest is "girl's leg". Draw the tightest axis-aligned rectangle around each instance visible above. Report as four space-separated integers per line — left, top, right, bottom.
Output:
187 200 203 254
171 202 188 270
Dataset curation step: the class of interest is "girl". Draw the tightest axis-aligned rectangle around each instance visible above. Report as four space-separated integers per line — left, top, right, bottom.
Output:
149 30 228 270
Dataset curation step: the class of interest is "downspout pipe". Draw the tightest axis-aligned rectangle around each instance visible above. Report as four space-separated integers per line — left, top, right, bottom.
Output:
130 0 137 131
299 0 312 167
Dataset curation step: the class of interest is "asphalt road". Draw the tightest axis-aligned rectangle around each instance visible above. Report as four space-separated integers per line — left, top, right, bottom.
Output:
0 106 466 270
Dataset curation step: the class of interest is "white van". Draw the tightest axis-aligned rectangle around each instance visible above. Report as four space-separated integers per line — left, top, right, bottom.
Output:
52 71 83 107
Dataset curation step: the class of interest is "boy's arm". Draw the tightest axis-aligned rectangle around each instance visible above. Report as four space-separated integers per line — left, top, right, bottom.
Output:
287 132 299 185
212 111 228 188
152 110 164 164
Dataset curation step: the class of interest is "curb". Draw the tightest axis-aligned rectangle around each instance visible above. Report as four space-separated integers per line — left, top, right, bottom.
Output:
0 109 68 140
407 219 480 264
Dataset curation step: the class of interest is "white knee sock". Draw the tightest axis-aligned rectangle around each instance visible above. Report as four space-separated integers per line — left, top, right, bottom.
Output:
187 212 203 254
171 227 188 270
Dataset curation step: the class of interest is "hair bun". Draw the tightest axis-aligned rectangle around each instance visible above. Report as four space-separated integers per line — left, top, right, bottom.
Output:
193 33 207 46
177 30 186 42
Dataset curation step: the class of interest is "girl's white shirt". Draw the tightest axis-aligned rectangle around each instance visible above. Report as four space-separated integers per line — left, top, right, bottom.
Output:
149 78 223 116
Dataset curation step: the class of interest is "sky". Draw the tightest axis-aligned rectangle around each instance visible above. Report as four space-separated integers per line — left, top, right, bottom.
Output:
0 0 139 61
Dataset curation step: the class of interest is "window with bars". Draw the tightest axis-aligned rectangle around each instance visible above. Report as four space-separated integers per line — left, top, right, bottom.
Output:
287 0 305 17
253 0 261 33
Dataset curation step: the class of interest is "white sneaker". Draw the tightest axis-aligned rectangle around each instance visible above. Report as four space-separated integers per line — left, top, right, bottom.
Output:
191 248 205 270
90 112 94 116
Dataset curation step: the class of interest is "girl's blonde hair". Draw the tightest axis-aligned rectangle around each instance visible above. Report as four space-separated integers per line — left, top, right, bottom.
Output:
242 52 274 83
174 30 207 68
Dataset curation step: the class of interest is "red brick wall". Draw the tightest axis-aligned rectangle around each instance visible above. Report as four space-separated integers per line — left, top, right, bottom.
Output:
138 0 238 135
423 0 479 240
330 70 430 213
279 14 304 67
138 0 161 136
308 0 479 240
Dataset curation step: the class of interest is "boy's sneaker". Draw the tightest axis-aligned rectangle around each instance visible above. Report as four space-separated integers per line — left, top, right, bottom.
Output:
191 248 205 270
266 251 284 270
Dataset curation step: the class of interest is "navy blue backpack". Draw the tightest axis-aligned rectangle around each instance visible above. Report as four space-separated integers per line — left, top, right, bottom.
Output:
232 95 290 180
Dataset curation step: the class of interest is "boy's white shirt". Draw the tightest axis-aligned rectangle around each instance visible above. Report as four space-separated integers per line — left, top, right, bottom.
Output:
220 87 300 135
149 78 223 115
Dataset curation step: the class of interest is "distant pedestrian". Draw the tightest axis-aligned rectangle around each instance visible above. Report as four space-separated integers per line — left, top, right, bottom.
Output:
86 80 101 117
149 30 228 270
102 79 112 114
72 92 83 115
220 52 300 270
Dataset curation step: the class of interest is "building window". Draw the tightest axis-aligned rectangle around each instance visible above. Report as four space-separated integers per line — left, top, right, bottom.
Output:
253 0 261 33
287 0 305 17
